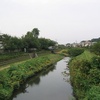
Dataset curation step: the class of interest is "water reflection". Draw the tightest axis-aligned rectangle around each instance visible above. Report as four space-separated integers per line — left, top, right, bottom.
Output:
62 70 70 83
9 64 56 100
10 57 75 100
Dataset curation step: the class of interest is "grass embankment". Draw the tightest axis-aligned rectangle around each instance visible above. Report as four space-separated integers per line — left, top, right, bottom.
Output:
0 52 26 62
0 54 63 100
69 50 100 100
0 50 51 67
75 50 95 61
0 53 30 67
57 49 68 56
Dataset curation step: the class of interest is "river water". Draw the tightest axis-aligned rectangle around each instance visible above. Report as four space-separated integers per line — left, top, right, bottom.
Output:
10 57 75 100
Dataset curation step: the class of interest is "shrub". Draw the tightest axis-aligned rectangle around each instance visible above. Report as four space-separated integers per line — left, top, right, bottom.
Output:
69 50 100 99
91 56 100 69
85 86 100 100
68 48 84 57
90 42 100 55
89 68 100 84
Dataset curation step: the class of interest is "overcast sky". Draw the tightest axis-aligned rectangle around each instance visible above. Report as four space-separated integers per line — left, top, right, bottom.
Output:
0 0 100 44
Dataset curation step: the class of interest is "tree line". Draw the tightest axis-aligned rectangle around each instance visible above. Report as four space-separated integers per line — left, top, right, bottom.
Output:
0 28 57 52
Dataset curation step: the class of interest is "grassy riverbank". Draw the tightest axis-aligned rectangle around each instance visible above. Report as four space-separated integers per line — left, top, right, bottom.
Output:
0 50 52 67
0 54 63 100
69 51 100 100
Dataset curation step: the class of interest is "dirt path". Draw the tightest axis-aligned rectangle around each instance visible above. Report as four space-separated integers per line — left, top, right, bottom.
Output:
0 59 30 71
0 65 10 71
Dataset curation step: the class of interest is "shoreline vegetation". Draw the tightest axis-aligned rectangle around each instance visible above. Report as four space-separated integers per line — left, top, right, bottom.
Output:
0 54 63 100
0 50 52 67
69 50 100 100
1 47 100 100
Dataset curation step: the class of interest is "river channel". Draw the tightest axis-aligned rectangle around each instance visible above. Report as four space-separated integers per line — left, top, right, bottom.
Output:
10 57 75 100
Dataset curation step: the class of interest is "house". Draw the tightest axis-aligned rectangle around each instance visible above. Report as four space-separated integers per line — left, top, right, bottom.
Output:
80 41 93 47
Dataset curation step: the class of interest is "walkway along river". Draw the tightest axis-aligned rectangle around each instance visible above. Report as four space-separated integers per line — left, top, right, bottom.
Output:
10 57 75 100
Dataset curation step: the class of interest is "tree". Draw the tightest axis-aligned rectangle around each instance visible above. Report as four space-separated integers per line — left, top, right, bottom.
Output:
68 47 84 57
39 38 57 50
25 31 33 38
2 34 11 51
22 32 40 51
2 34 23 52
90 42 100 55
32 28 39 38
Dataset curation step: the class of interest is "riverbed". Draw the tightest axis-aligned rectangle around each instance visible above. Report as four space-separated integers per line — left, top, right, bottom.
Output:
10 57 75 100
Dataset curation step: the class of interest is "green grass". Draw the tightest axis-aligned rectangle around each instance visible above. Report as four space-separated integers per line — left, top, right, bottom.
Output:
0 50 52 67
0 52 25 61
69 50 100 100
75 50 95 61
0 54 63 100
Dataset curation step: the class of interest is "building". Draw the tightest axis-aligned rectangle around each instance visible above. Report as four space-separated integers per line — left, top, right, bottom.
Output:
80 41 95 47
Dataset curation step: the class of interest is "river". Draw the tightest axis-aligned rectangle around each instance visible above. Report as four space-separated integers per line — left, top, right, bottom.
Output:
10 57 75 100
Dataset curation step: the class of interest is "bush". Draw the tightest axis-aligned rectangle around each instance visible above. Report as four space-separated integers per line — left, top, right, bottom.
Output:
69 50 100 99
91 56 100 69
0 52 24 61
90 42 100 55
68 48 84 57
89 68 100 84
85 86 100 100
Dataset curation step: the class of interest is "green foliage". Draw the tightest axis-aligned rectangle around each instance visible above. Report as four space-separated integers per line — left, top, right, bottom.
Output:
2 34 22 52
22 34 40 49
76 50 95 61
32 28 39 38
1 28 58 53
68 47 84 57
78 60 91 75
0 89 12 100
69 50 100 99
90 42 100 55
58 44 67 49
91 37 100 42
0 54 63 100
89 68 100 84
91 56 100 69
39 38 57 50
0 52 24 61
57 49 68 56
85 86 100 100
